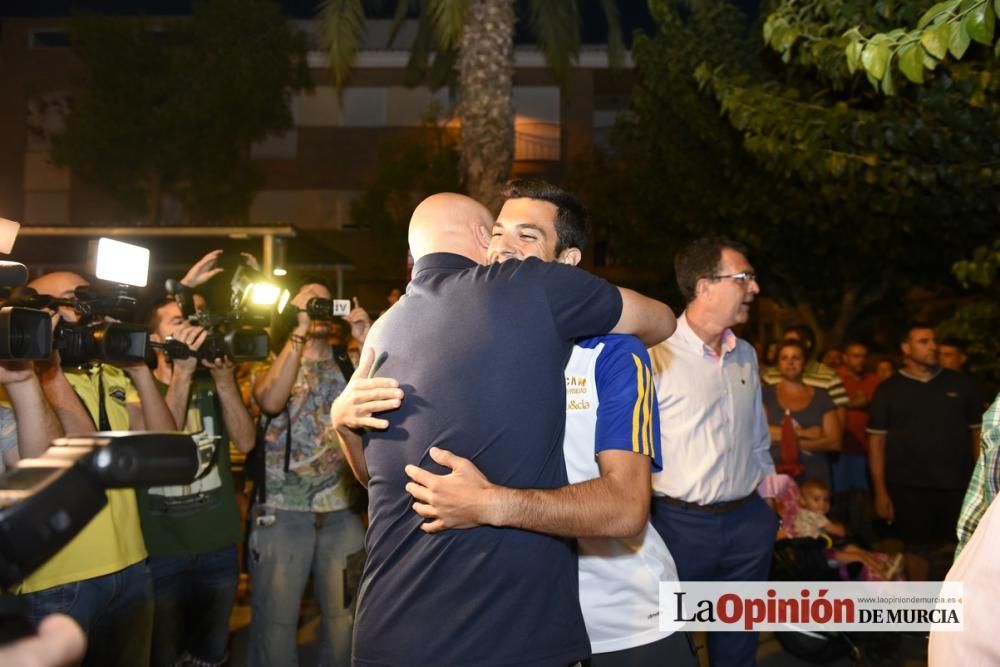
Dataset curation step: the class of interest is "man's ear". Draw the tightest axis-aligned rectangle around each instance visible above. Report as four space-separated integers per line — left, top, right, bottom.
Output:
695 277 709 298
557 247 582 266
475 223 492 249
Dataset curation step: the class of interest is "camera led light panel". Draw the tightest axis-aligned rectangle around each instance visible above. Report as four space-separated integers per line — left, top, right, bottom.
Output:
95 238 150 287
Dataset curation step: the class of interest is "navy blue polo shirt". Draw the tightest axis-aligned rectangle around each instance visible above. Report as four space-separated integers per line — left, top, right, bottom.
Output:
354 252 624 667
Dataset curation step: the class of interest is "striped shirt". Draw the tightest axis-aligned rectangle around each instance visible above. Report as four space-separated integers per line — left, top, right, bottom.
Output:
956 392 1000 556
763 360 848 407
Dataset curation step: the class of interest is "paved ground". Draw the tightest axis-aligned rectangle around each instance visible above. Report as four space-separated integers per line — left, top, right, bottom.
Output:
227 589 930 667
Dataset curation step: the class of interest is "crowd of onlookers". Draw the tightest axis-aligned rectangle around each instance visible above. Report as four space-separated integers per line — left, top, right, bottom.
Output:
2 182 997 667
753 325 993 583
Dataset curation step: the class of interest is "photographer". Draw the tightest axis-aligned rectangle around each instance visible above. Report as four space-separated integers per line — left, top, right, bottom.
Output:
134 252 254 667
247 276 366 667
16 271 177 667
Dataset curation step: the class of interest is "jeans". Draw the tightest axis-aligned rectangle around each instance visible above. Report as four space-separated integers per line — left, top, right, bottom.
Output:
21 560 154 667
149 544 239 667
248 506 365 667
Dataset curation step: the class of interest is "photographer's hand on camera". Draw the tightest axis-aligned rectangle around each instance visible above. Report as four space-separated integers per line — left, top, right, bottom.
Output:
171 321 209 376
253 283 327 416
34 309 99 435
161 321 210 431
0 360 64 463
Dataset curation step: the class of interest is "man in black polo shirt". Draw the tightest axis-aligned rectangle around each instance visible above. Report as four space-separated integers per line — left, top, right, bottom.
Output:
333 193 674 667
868 323 982 581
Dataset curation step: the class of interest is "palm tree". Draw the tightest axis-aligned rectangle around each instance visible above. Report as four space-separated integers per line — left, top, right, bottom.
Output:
320 0 624 212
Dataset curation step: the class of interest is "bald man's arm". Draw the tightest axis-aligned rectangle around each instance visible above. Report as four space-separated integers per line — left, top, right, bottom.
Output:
610 288 676 347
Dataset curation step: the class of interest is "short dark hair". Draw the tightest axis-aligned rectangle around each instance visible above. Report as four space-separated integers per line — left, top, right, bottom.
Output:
800 478 830 495
843 340 868 352
776 339 808 360
146 296 178 333
901 322 934 344
673 236 749 303
939 336 967 353
501 178 589 254
784 324 816 352
290 274 332 297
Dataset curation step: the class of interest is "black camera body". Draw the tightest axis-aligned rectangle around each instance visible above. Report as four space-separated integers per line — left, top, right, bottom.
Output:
162 274 271 363
0 306 52 360
49 285 149 367
55 320 150 368
304 297 351 321
0 432 198 589
161 325 269 362
0 263 54 361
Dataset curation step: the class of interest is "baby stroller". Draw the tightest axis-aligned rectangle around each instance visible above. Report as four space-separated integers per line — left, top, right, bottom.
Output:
766 475 901 664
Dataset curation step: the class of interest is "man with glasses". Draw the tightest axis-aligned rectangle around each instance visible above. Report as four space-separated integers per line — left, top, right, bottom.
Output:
647 236 777 667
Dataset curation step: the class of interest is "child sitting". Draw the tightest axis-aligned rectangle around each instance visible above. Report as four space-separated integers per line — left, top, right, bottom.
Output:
795 478 903 581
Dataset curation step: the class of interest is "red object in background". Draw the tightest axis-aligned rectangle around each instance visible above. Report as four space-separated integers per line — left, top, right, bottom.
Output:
776 410 805 477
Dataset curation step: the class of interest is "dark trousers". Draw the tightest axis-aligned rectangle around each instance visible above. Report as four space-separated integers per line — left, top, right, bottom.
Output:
650 494 777 667
587 631 698 667
149 544 239 667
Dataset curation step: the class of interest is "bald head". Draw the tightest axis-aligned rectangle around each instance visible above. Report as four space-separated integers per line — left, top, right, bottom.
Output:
408 193 493 264
29 271 88 299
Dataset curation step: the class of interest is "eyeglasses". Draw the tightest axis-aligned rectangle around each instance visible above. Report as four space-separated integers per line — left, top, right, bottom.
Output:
710 271 757 284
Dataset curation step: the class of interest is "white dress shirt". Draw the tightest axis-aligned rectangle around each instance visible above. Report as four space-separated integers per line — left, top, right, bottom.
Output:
649 312 774 504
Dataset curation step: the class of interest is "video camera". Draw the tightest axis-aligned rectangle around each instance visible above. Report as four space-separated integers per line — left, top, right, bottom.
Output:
159 260 273 362
5 239 153 367
0 250 53 361
50 285 149 368
303 297 352 321
0 432 199 588
0 432 198 644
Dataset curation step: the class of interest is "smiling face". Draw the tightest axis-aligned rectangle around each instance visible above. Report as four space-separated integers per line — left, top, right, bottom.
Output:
488 198 561 264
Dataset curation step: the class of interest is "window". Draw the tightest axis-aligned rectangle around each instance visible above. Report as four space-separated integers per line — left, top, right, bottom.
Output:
30 31 70 48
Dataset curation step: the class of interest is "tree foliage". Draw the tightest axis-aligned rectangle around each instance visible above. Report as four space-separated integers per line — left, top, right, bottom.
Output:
574 0 997 346
349 122 462 260
938 239 1000 388
761 0 1000 94
321 0 625 211
52 0 311 224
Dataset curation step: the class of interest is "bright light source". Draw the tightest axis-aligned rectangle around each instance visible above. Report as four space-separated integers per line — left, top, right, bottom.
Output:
95 238 149 287
273 268 287 277
0 218 20 255
247 282 289 309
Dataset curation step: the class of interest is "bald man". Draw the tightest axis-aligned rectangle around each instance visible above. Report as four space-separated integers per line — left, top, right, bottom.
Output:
16 271 175 667
333 193 674 667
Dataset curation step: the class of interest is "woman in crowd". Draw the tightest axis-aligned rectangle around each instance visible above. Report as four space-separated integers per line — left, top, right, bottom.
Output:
764 340 843 486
